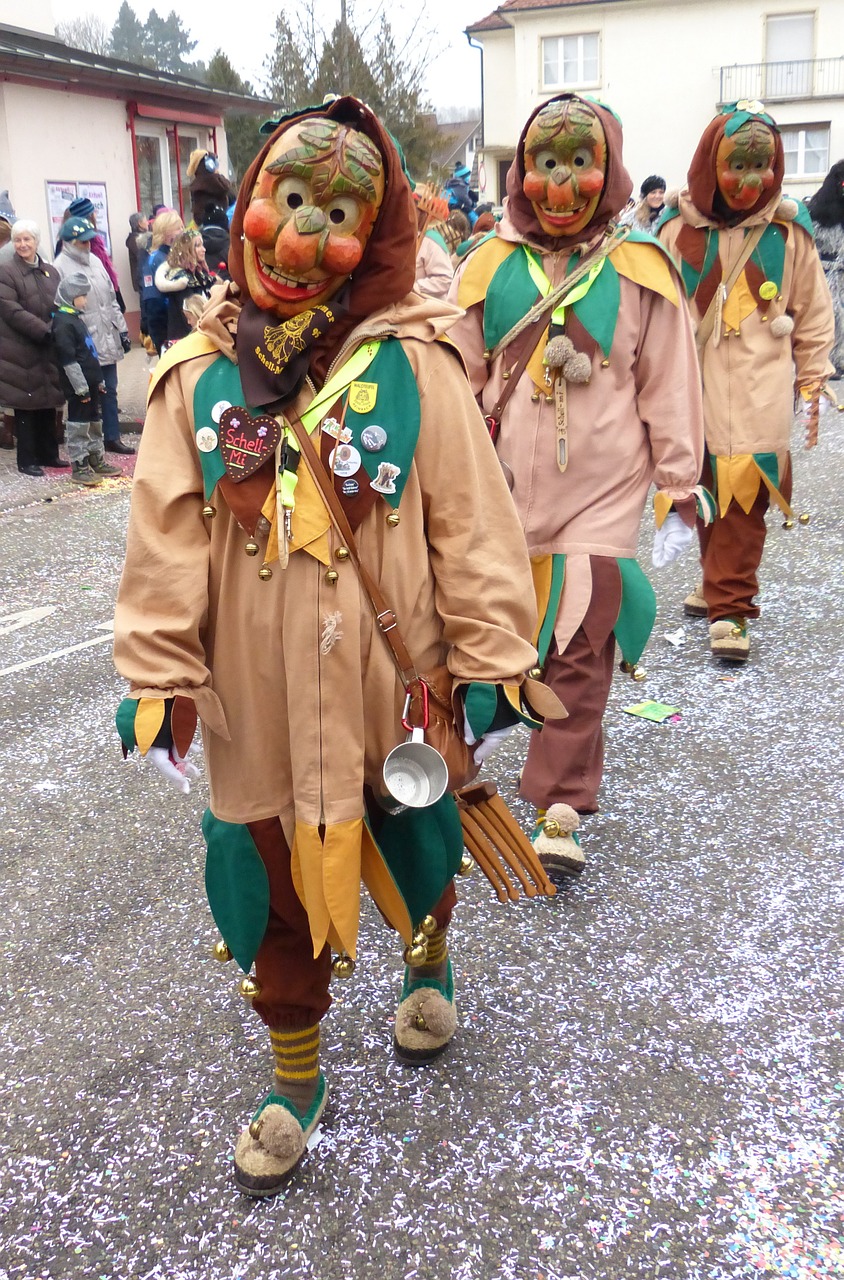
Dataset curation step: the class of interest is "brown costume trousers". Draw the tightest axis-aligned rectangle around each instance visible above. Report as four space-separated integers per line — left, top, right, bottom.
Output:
246 817 456 1031
519 556 621 815
698 455 793 622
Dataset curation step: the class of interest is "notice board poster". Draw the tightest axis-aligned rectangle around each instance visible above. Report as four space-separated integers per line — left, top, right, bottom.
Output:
44 181 112 256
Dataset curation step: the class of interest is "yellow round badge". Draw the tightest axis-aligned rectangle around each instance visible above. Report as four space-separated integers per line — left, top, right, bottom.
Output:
759 281 778 301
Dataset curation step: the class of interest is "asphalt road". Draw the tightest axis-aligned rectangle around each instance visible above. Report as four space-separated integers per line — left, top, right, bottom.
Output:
0 402 842 1280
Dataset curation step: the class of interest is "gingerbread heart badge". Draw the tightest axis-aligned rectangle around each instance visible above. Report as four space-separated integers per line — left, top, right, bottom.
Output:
218 406 281 482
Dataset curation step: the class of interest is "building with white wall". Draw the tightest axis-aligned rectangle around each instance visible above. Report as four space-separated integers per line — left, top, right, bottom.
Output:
0 13 275 331
467 0 844 205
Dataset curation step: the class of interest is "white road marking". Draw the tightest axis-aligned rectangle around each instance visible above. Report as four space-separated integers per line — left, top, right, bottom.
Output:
0 621 114 678
0 606 58 636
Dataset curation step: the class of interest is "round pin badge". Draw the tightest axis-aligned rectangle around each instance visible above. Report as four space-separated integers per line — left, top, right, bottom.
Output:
211 400 232 424
360 424 388 453
329 444 362 478
196 427 218 453
342 478 360 496
759 281 778 301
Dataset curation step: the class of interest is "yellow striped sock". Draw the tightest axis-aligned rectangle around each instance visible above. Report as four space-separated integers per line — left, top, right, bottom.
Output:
269 1024 320 1112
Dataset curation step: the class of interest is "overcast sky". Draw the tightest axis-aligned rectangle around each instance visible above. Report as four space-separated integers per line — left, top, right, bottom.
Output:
77 0 492 111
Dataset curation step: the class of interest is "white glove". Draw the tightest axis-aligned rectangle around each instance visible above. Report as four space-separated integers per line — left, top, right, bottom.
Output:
147 745 201 795
463 709 518 765
652 512 694 568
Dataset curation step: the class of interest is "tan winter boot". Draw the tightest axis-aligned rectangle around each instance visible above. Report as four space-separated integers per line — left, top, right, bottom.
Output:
709 618 750 661
683 583 708 618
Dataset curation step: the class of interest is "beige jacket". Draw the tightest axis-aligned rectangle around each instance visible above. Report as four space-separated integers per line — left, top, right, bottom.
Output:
659 192 834 460
114 290 540 831
414 233 454 300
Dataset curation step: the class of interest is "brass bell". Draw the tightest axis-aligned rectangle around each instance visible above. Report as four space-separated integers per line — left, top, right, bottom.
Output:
244 540 259 557
631 666 646 682
782 518 795 530
212 939 233 963
530 391 540 403
258 563 273 580
419 915 438 936
412 931 429 949
335 547 350 560
386 512 400 527
403 943 429 966
331 953 356 979
798 512 810 525
544 394 554 404
730 625 744 638
239 975 261 1001
528 666 543 679
248 1117 263 1139
482 349 492 361
201 504 216 519
619 660 635 674
458 851 473 876
543 818 561 839
325 569 339 585
502 369 511 380
601 359 610 368
414 1013 428 1031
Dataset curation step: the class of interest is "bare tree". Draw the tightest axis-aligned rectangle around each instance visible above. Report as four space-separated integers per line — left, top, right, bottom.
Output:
55 16 112 56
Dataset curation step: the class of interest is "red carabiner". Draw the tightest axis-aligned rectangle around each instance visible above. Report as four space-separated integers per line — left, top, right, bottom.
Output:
401 678 430 732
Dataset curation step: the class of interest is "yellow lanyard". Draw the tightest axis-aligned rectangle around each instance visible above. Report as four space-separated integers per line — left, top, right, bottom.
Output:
524 249 606 326
275 339 382 527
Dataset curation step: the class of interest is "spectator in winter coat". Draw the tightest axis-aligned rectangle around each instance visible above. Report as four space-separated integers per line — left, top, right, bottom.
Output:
0 219 66 475
125 212 151 296
51 272 122 487
140 210 184 354
198 203 230 277
58 196 127 312
55 217 135 455
621 175 666 233
154 229 216 344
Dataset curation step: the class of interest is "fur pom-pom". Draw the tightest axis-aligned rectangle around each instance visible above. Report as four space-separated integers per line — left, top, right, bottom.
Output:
775 198 799 222
543 335 574 369
664 188 680 210
544 803 580 834
562 351 593 384
254 1104 305 1161
769 314 794 338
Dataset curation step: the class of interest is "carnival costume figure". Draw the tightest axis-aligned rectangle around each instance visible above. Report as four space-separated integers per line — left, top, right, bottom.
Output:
447 93 706 873
114 98 558 1195
658 102 834 660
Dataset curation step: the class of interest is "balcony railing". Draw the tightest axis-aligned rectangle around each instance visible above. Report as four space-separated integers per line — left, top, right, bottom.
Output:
719 57 844 104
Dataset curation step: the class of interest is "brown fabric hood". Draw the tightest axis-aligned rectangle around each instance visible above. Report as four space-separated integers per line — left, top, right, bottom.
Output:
504 93 632 251
229 96 417 323
687 110 784 225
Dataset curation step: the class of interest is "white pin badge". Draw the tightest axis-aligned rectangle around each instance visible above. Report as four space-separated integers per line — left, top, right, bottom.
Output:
329 444 362 478
211 400 232 424
196 427 218 452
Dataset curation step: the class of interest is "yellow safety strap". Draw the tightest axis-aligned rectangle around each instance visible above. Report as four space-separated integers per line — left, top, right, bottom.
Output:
524 249 606 326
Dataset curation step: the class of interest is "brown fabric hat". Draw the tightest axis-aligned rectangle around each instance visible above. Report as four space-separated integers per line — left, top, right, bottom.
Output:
686 110 784 224
504 93 633 250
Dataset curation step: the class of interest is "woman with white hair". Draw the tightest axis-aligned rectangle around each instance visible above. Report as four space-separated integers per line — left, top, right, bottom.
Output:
0 220 66 475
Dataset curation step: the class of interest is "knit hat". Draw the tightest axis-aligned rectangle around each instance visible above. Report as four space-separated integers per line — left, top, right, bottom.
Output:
640 174 666 197
56 272 91 307
59 217 96 243
68 196 95 219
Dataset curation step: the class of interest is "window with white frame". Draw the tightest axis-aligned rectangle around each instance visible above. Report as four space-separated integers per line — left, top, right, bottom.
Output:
781 124 829 177
542 34 600 90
